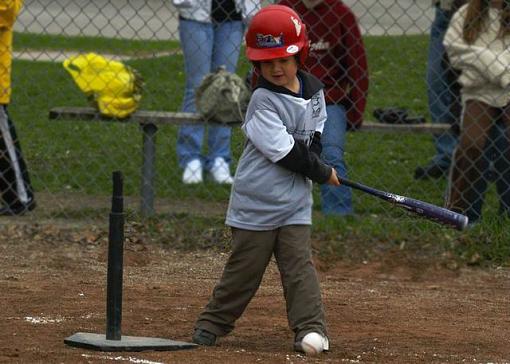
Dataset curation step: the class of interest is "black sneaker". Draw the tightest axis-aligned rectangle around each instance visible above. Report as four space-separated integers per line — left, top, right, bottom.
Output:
373 107 408 124
414 164 449 180
0 200 36 216
192 329 217 346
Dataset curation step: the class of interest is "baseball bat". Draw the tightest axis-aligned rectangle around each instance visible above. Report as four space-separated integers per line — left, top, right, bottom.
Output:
340 178 469 230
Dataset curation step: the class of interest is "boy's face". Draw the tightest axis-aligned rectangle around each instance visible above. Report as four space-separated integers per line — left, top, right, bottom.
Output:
260 56 299 91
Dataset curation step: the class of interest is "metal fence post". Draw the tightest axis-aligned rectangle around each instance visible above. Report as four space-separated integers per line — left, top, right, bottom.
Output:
140 123 158 217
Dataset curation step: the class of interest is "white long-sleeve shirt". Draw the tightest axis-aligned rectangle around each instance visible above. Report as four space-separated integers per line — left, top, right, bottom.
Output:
444 4 510 107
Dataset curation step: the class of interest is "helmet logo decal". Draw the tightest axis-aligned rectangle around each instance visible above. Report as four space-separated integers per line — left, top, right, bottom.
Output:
256 33 284 48
291 16 302 36
286 45 298 54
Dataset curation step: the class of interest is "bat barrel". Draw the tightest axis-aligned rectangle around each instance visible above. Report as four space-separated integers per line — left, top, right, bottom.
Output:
405 199 469 230
340 177 469 230
442 211 468 230
384 192 469 230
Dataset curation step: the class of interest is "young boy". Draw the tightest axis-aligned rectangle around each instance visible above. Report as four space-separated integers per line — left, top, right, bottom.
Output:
192 5 339 353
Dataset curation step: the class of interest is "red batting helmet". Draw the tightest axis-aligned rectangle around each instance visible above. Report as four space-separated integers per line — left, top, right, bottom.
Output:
245 5 309 65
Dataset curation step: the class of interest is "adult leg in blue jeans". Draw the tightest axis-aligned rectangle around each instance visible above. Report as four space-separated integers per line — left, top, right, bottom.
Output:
177 19 243 183
320 104 352 215
206 21 243 171
415 6 458 180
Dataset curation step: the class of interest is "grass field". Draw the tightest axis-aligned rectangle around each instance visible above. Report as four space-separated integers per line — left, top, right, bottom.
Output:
8 32 510 266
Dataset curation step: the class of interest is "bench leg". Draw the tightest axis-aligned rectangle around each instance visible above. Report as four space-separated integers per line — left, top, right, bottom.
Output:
141 123 158 217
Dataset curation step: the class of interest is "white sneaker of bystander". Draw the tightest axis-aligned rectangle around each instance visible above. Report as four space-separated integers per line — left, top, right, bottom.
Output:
210 157 233 184
182 159 203 184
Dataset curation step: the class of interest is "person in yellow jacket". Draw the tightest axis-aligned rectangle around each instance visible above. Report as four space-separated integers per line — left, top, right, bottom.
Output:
0 0 35 215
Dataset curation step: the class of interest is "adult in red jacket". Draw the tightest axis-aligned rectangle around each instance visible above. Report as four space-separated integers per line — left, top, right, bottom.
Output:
279 0 368 215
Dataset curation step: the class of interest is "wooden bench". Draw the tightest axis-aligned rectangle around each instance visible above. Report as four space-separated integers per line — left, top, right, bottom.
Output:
49 106 451 216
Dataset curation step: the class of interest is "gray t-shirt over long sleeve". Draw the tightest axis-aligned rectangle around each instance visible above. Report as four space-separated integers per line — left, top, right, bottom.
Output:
226 70 329 231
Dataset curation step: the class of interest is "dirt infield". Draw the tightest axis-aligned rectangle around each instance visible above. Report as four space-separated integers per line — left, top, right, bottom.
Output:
1 223 509 364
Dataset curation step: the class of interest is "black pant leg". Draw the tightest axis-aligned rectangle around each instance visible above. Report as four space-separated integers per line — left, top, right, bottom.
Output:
0 105 34 207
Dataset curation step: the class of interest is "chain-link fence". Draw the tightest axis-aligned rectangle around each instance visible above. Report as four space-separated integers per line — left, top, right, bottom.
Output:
1 0 509 250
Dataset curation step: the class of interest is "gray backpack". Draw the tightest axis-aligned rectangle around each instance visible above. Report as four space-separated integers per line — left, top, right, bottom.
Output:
195 66 251 123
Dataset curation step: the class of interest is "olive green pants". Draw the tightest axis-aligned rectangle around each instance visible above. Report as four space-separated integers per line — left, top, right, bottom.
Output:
195 225 327 341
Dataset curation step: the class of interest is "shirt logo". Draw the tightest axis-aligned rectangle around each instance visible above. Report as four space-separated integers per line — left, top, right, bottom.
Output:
291 16 302 36
310 39 330 51
312 93 321 118
256 33 284 48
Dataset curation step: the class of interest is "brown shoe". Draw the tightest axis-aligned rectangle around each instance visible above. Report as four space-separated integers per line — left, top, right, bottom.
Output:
192 329 216 346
